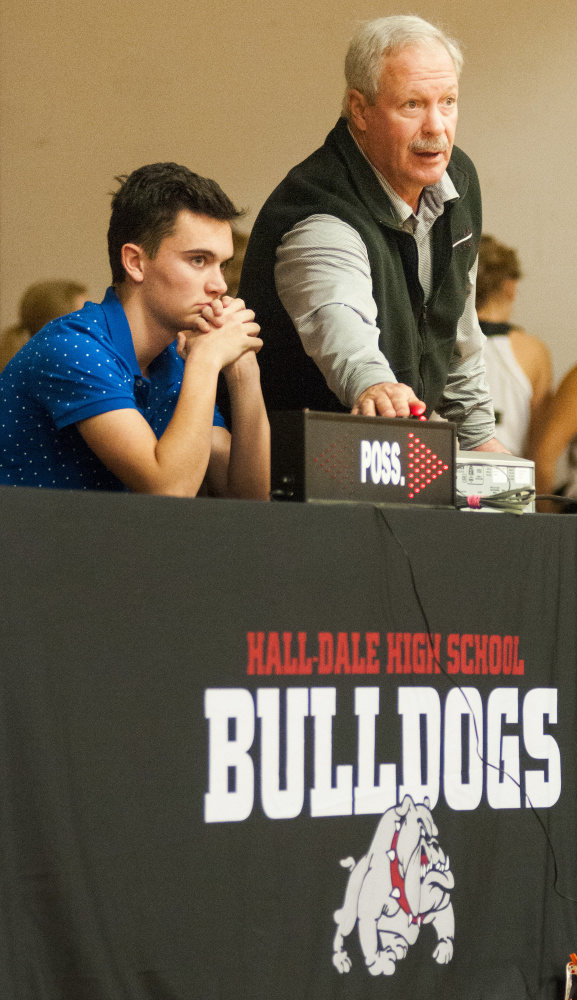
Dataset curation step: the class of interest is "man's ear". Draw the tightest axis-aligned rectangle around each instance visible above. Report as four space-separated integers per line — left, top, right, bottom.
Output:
347 89 370 132
121 243 146 284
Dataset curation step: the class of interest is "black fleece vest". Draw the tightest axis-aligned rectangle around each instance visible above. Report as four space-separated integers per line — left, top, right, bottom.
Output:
239 117 482 416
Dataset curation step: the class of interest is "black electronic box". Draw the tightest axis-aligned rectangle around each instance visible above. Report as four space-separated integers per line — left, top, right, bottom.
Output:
270 410 456 506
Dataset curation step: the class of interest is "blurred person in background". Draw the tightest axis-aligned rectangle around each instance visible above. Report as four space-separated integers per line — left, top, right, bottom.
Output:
476 234 552 456
225 232 250 299
530 368 577 512
216 231 250 423
0 280 88 372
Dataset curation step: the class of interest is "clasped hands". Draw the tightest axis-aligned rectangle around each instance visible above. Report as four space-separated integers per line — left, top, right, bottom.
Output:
177 296 262 372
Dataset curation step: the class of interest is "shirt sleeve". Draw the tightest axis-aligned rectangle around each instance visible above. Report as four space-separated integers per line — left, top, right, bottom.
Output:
435 256 497 449
213 403 226 428
274 214 396 408
27 324 139 430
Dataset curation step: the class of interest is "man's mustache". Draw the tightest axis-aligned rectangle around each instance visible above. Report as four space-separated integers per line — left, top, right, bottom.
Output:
409 137 450 153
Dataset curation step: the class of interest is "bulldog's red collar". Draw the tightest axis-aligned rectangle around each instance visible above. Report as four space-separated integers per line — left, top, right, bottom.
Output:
389 828 426 925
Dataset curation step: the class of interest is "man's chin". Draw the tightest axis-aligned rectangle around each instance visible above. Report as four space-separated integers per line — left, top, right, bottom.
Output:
411 156 449 185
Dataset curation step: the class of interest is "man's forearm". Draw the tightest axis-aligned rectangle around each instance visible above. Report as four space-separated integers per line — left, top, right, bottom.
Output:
275 215 394 408
297 303 397 407
471 437 510 454
436 255 496 449
152 353 221 495
437 343 496 449
437 359 496 450
153 307 263 497
225 356 270 500
77 353 221 497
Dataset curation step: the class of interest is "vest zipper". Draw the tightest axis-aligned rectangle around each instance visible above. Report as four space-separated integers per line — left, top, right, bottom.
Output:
417 304 427 400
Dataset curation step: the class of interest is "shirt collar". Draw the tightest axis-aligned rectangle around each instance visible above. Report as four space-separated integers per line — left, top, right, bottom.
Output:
100 286 183 388
101 286 141 377
348 126 459 225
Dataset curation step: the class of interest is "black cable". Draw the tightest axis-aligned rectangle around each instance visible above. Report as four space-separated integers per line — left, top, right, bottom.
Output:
376 505 577 907
536 495 577 506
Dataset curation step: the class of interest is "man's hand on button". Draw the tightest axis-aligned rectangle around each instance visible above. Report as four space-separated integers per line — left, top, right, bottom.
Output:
351 382 426 418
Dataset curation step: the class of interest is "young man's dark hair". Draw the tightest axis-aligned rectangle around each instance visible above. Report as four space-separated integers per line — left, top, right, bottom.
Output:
107 162 244 284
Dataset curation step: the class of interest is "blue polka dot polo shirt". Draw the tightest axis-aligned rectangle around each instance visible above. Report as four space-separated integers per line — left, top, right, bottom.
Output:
0 286 226 490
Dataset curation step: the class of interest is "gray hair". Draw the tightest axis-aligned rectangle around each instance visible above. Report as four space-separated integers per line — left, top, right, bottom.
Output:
342 15 463 118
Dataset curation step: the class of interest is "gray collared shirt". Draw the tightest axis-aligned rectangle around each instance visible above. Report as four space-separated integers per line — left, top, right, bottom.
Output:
274 156 495 449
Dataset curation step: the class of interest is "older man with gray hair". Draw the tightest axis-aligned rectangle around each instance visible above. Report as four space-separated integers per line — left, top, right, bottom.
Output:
239 14 503 452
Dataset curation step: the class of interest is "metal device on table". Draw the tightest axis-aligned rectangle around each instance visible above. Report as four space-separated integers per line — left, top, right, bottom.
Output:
270 410 456 506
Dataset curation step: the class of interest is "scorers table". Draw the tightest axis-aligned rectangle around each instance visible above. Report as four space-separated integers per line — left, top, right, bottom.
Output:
0 485 574 1000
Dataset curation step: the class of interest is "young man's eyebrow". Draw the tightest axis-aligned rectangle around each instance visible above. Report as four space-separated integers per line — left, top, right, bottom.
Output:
182 248 217 258
181 249 235 264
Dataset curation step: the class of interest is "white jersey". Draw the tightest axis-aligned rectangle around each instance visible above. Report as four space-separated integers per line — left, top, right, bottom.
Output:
482 333 532 457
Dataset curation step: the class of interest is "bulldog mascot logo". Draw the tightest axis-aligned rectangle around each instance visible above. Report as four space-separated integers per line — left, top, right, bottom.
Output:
332 795 455 977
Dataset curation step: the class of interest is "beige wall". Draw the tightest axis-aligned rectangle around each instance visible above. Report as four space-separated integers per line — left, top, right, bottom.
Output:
1 0 576 383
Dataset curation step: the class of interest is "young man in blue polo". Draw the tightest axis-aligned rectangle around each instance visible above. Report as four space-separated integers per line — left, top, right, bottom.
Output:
0 163 270 498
